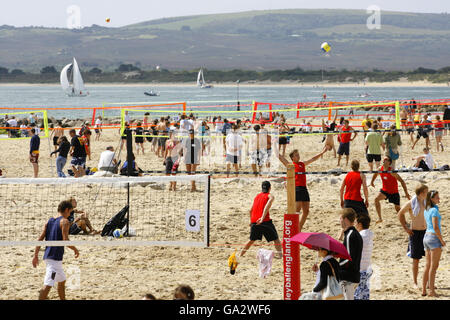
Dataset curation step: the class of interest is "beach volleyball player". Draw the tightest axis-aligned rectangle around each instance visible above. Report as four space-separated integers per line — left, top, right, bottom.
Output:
340 160 369 216
278 146 329 231
370 156 411 224
240 181 282 259
32 200 79 300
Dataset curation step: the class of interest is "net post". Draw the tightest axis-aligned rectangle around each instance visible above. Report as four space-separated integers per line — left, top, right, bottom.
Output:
42 110 49 138
283 164 301 300
251 101 257 123
206 175 211 247
124 128 133 237
183 102 187 115
395 101 401 130
328 101 333 121
296 102 300 119
269 103 273 122
91 108 97 126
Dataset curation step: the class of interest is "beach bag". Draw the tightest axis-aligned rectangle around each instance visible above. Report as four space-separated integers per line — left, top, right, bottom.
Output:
322 261 344 300
389 147 400 161
101 205 129 237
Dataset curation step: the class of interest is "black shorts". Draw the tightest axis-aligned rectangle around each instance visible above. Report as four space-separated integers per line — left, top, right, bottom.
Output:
295 186 310 202
380 190 400 206
69 223 82 235
135 137 144 144
337 142 350 156
95 129 100 134
344 199 368 216
416 131 428 139
408 230 426 260
279 136 288 145
53 136 59 146
250 220 279 242
366 154 381 163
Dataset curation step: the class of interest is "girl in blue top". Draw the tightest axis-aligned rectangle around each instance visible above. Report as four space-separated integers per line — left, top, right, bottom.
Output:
422 190 445 297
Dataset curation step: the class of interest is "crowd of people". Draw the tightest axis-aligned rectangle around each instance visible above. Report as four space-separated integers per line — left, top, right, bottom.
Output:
24 102 447 300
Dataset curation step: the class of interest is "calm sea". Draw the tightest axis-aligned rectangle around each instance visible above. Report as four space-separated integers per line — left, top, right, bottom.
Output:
0 85 449 120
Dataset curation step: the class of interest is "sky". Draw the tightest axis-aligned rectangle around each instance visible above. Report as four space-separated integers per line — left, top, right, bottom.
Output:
1 0 449 28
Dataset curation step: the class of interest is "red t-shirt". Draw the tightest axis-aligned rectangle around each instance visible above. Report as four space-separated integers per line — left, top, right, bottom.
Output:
251 192 271 223
340 126 352 143
380 166 398 194
294 161 306 187
344 171 363 202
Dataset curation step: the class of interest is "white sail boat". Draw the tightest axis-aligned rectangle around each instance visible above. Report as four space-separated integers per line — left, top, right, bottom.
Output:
60 58 89 97
197 68 213 89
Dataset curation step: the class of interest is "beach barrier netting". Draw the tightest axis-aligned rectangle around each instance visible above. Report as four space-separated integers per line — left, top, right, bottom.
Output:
0 175 210 247
0 110 49 140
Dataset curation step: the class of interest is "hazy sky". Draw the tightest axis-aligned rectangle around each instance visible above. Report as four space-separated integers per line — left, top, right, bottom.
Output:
1 0 449 28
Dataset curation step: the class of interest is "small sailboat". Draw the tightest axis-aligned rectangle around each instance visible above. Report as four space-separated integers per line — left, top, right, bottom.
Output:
197 68 213 89
60 58 89 97
144 90 159 96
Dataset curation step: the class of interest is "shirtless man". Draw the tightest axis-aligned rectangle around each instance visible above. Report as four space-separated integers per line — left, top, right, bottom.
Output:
156 117 167 158
51 121 64 151
398 184 428 288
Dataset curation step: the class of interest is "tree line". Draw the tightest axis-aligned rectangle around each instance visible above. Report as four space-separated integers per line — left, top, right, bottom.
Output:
0 64 449 83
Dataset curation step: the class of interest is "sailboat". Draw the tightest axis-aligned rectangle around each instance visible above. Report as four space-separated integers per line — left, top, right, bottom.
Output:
60 58 89 97
197 68 213 89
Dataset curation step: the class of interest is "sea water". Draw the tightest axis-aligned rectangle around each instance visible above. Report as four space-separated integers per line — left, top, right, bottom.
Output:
0 85 448 120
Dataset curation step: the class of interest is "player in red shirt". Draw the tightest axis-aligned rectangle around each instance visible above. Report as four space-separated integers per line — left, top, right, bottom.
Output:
240 181 282 259
278 146 329 232
340 159 369 216
337 119 357 167
370 156 410 224
433 115 444 152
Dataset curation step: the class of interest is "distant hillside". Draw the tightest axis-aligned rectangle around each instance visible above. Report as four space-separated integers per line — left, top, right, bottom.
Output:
0 9 449 72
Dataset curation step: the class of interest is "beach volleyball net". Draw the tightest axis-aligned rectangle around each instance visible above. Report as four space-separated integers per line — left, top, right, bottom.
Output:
92 102 186 126
0 110 49 140
0 175 210 247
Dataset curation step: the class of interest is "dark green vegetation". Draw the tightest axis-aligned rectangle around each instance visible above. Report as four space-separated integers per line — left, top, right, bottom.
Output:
0 9 449 82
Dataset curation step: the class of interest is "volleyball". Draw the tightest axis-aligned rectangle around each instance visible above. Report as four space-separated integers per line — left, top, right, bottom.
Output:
321 42 331 53
113 229 123 238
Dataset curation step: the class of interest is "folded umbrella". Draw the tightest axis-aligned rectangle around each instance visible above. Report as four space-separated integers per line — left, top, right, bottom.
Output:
289 232 351 260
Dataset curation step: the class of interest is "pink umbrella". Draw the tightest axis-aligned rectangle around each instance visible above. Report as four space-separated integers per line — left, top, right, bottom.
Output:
289 232 352 260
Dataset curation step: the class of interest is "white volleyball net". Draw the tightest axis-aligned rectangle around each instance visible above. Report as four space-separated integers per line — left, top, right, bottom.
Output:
0 175 210 247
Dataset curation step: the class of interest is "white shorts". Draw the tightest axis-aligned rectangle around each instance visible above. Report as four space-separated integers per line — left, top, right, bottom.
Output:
44 259 66 287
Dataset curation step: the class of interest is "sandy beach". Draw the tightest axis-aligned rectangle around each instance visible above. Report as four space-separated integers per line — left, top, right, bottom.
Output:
0 118 448 300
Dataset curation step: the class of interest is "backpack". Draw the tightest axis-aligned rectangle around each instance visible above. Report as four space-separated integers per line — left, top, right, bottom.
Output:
101 205 129 237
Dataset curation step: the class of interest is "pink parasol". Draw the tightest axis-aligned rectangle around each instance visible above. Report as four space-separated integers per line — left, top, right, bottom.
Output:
289 232 352 260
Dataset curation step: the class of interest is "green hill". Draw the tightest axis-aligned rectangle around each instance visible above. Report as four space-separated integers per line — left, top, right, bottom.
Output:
0 9 449 72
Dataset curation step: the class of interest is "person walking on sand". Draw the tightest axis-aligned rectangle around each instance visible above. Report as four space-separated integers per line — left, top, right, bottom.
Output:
240 181 282 259
338 208 363 300
384 125 402 169
370 156 410 224
354 214 374 300
29 128 40 178
337 119 357 167
432 115 444 152
365 123 385 172
278 147 329 232
340 160 369 216
32 200 79 300
422 190 445 297
398 184 428 288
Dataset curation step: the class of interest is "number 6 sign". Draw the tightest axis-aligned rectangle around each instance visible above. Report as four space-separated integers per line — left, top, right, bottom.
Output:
185 210 200 232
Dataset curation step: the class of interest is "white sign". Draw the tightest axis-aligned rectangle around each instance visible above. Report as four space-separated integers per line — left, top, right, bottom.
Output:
185 210 200 232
